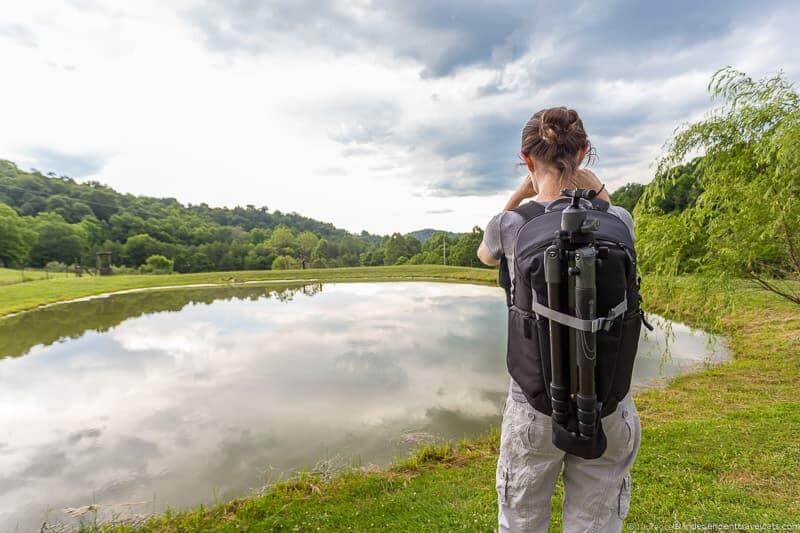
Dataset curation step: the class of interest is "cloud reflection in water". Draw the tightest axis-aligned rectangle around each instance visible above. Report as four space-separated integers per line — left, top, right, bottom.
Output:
0 282 726 528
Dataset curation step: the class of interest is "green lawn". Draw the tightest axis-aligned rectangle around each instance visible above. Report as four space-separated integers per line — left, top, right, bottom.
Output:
0 267 48 286
9 268 796 530
0 265 496 318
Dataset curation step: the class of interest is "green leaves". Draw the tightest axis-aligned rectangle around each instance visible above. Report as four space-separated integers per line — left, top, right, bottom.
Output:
0 203 33 267
639 68 800 303
610 183 646 213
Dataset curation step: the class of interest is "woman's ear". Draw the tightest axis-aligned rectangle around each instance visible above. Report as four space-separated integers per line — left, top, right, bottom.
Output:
521 153 535 174
577 143 589 164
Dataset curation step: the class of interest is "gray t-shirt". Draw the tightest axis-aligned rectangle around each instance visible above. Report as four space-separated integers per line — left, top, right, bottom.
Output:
482 200 635 401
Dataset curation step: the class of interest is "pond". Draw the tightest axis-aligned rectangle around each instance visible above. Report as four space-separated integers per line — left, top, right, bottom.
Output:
0 282 728 529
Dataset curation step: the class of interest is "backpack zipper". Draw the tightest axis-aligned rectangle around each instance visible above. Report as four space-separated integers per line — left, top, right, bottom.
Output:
597 239 636 266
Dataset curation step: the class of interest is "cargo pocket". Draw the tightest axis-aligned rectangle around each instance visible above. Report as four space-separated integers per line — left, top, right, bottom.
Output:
621 408 634 453
496 463 510 505
617 474 632 519
511 406 541 452
496 398 514 507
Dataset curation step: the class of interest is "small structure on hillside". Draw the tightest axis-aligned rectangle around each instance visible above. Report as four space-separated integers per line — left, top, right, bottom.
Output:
96 251 113 276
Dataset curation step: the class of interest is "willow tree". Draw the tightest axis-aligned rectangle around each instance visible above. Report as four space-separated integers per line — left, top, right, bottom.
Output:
653 67 800 304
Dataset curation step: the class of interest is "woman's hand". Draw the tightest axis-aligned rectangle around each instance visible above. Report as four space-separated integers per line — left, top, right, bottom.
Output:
516 172 537 199
576 169 611 203
504 173 537 211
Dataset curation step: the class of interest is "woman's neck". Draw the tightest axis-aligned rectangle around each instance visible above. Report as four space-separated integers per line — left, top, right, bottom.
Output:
533 171 570 202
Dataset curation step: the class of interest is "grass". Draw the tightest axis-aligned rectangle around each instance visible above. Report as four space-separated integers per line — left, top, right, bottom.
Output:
0 265 496 319
13 268 797 530
0 266 48 286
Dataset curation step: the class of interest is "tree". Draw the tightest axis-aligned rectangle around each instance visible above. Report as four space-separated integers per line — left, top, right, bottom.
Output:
637 160 704 215
109 212 147 242
124 234 163 267
45 194 93 223
189 251 213 272
419 232 455 264
144 254 174 274
244 242 276 270
80 185 119 220
311 239 331 261
79 216 107 246
449 227 484 267
383 233 420 265
296 231 319 259
29 213 86 266
18 195 46 216
0 203 33 266
272 255 299 270
269 225 296 256
610 183 646 213
360 249 384 267
649 67 800 303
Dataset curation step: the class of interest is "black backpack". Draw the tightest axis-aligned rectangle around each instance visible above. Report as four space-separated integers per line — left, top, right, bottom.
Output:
499 191 651 459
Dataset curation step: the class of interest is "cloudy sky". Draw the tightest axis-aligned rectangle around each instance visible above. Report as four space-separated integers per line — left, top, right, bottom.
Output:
1 1 798 234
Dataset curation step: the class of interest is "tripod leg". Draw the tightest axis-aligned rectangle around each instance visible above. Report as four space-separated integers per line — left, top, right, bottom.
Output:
574 246 598 439
544 245 568 426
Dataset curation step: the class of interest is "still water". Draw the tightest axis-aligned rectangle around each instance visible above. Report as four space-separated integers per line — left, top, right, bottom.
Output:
0 282 727 528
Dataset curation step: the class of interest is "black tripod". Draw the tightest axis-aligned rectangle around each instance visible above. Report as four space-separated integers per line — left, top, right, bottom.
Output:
543 189 605 454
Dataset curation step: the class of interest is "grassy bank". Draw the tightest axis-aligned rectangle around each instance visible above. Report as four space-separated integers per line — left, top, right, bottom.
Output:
8 269 796 529
67 273 796 531
0 267 47 286
0 265 496 319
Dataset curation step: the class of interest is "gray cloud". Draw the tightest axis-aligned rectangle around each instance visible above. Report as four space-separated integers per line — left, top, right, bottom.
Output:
185 1 790 79
326 100 400 145
186 0 532 77
422 113 524 196
185 0 800 195
67 427 103 445
0 24 37 48
26 148 107 178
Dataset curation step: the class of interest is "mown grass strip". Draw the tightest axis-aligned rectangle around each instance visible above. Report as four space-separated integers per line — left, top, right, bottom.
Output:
0 265 496 319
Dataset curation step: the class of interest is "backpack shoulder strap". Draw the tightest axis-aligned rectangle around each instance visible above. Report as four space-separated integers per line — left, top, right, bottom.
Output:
545 196 610 213
513 200 547 220
590 197 610 211
499 201 547 306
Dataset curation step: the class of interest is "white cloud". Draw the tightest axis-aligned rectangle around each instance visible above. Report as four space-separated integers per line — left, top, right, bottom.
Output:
0 1 797 234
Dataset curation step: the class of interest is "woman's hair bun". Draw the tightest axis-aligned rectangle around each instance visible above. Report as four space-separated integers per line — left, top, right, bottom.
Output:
521 106 593 175
539 120 560 145
538 108 577 145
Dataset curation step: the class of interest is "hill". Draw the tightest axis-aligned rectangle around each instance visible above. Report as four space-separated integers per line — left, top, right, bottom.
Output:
406 229 462 243
0 160 487 272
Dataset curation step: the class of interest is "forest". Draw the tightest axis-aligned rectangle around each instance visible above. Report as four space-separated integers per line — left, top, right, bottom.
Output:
0 160 484 273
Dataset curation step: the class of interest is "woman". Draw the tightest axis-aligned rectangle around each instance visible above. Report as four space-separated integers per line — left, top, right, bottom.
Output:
478 107 641 532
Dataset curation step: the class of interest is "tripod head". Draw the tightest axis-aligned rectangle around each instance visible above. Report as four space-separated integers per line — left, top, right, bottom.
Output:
560 189 599 234
561 188 597 208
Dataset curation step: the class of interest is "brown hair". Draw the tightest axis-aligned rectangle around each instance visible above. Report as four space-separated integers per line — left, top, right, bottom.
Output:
520 107 596 178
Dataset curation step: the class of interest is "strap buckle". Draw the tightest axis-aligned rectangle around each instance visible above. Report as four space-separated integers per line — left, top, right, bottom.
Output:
531 292 627 333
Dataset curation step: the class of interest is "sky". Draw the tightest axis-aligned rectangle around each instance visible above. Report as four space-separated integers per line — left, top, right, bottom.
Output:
1 1 798 234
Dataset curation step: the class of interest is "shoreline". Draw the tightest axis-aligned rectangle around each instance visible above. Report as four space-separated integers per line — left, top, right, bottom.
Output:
5 270 798 529
0 265 497 319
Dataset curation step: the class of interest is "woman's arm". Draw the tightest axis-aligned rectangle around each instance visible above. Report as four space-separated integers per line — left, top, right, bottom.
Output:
477 174 537 267
503 173 537 211
477 241 499 266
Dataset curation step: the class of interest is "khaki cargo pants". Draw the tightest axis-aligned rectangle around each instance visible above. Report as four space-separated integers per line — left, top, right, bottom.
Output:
496 391 641 532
